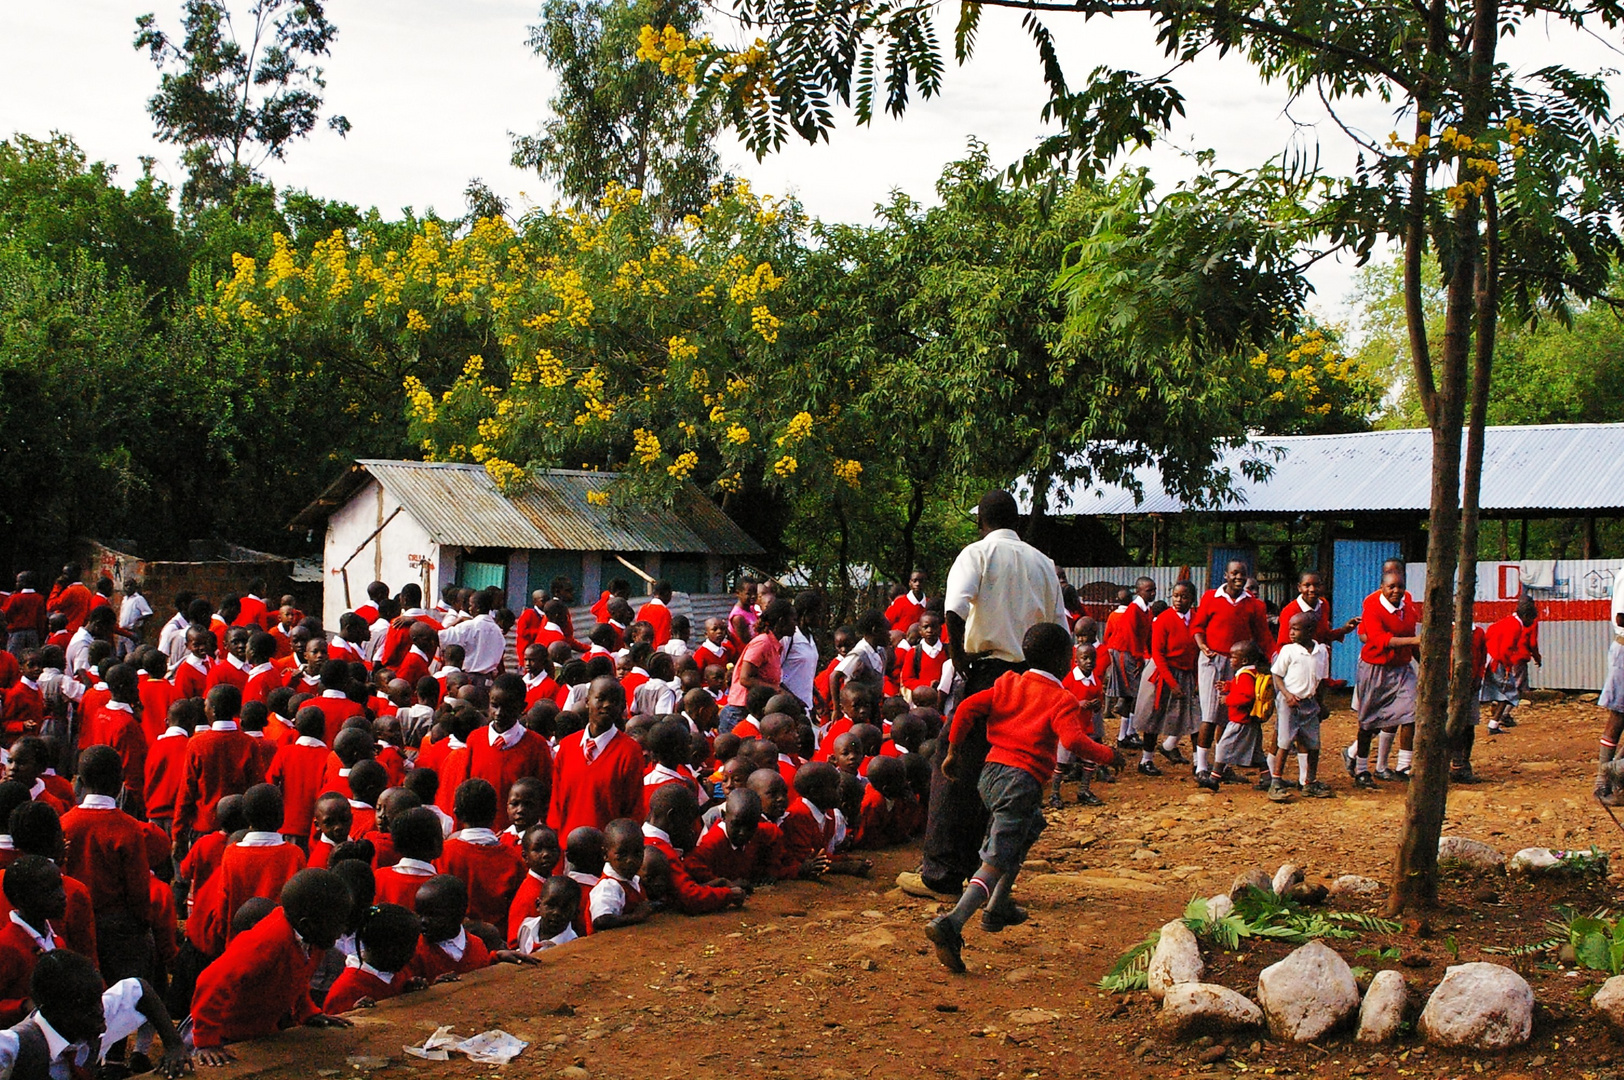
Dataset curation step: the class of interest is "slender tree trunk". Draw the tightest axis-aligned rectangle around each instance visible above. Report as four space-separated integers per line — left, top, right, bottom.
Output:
1387 0 1498 915
900 477 926 578
1024 468 1051 547
834 495 852 623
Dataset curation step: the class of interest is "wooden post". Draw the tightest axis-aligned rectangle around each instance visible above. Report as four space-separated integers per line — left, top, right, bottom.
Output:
1519 517 1529 560
1499 518 1509 559
1585 515 1598 560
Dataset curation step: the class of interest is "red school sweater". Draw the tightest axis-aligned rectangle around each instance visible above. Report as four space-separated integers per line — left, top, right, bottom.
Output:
311 693 366 746
636 599 674 646
1485 613 1540 669
406 931 491 981
854 782 922 849
172 656 211 700
641 829 733 915
176 726 264 834
1148 609 1199 702
1192 588 1275 658
189 908 325 1048
98 704 149 795
1276 596 1353 650
506 869 547 946
138 674 177 745
373 862 436 909
59 803 153 927
948 669 1114 787
324 962 409 1014
215 841 308 942
206 657 250 694
547 728 645 840
1359 592 1420 667
0 917 65 1024
684 819 783 883
467 725 554 831
144 728 190 823
266 738 330 836
776 802 837 877
437 834 525 927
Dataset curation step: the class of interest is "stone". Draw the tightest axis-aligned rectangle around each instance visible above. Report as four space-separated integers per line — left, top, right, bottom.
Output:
1148 920 1204 1001
1257 940 1360 1043
1436 836 1505 874
1285 882 1329 906
1204 894 1234 922
1591 975 1624 1030
1230 867 1274 899
1356 970 1409 1044
1417 963 1534 1050
1271 864 1304 896
559 1069 591 1080
1329 875 1387 900
1507 848 1563 876
1159 983 1264 1039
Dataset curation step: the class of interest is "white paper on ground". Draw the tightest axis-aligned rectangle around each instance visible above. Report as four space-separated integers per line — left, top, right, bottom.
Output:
455 1029 529 1064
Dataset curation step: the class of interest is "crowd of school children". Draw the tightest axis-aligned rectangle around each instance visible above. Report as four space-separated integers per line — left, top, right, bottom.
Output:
0 551 1551 1075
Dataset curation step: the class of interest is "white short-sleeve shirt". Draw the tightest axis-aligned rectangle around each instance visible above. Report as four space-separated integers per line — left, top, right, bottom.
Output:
942 528 1067 663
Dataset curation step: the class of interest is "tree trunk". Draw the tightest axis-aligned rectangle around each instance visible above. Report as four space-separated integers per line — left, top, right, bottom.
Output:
834 495 853 623
1023 468 1051 547
1386 0 1498 916
900 476 926 579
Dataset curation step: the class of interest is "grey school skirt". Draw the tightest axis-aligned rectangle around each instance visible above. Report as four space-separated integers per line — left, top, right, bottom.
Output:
1107 650 1141 700
1479 662 1526 705
1198 652 1234 727
1355 660 1417 732
1600 643 1624 713
1133 662 1201 738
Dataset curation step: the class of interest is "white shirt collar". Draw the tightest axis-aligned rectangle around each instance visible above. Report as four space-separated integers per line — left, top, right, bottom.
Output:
226 653 250 671
103 700 133 714
210 720 239 732
347 798 372 811
1380 594 1403 614
916 639 944 657
238 831 285 847
583 726 618 757
490 721 525 749
1029 669 1062 686
344 953 397 982
1132 595 1151 610
641 822 671 846
393 857 436 875
645 597 666 608
78 794 117 811
455 827 499 845
27 780 43 800
183 653 210 672
321 689 348 699
803 801 827 828
434 928 467 961
643 763 688 786
18 677 38 692
8 911 54 952
247 661 275 677
566 869 599 886
158 726 187 740
295 735 325 747
410 645 431 661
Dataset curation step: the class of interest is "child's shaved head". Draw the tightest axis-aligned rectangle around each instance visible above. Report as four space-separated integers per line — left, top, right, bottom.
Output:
565 826 606 874
746 768 789 820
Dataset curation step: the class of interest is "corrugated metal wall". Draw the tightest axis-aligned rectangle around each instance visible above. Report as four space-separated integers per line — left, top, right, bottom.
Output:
1330 540 1404 683
1060 566 1208 601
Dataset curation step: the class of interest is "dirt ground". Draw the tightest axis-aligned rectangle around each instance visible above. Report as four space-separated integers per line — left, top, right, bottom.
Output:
211 693 1624 1080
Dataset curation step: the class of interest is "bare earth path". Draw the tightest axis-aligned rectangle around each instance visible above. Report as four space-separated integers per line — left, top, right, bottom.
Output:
210 694 1624 1080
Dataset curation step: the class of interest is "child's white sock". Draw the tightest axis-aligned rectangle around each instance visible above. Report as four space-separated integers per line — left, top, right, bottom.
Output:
1396 749 1414 773
1194 746 1211 773
1141 749 1155 765
1298 754 1311 786
1355 756 1370 774
1162 735 1178 752
1376 731 1395 771
1268 752 1282 780
1119 717 1134 740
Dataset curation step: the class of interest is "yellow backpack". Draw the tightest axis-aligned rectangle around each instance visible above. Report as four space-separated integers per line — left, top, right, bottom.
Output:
1248 669 1276 722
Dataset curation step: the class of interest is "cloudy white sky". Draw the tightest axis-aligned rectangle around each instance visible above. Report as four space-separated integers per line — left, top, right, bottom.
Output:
4 2 1620 324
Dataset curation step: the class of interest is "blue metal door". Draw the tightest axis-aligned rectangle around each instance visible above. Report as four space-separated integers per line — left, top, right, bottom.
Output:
1330 539 1402 682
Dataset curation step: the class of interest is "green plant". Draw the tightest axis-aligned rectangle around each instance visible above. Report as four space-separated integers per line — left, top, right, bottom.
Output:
1558 848 1611 878
1357 945 1402 962
1098 931 1160 992
1181 889 1400 950
1546 907 1624 976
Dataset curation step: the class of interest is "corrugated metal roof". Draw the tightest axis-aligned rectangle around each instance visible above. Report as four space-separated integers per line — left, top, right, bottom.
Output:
1038 423 1624 517
292 460 762 555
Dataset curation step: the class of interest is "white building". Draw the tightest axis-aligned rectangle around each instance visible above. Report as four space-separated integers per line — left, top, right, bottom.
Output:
291 459 763 630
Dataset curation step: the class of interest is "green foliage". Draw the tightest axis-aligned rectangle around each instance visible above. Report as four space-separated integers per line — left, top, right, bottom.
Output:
1097 930 1159 992
1547 907 1624 975
1182 887 1401 950
514 0 720 223
134 0 349 210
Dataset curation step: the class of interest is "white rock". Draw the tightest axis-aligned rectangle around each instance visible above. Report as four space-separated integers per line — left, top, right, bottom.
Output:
1147 920 1204 1001
1204 894 1234 922
1257 940 1360 1042
1418 963 1533 1050
1230 867 1273 899
1436 836 1505 874
1328 874 1387 900
1592 975 1624 1030
1507 847 1562 876
1271 863 1304 896
1159 983 1264 1039
1356 970 1409 1044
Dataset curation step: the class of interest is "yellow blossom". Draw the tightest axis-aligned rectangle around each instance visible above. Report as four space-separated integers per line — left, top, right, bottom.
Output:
406 309 430 333
773 455 797 477
587 490 611 506
725 423 751 445
668 450 698 479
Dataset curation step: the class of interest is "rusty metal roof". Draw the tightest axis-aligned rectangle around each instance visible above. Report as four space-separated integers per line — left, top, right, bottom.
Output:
290 460 763 555
1035 423 1624 517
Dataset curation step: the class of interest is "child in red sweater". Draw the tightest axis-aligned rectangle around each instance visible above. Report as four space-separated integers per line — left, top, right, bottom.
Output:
59 746 155 983
373 807 443 907
639 783 744 916
213 784 308 944
685 788 781 885
322 902 424 1013
853 756 921 848
468 674 553 831
144 702 190 836
548 677 644 841
779 764 870 879
175 684 263 841
926 622 1125 973
505 826 561 946
306 793 353 869
515 876 582 953
97 663 149 813
438 779 525 927
0 855 67 1024
405 874 534 981
501 776 547 850
189 868 355 1065
267 706 332 840
1131 580 1200 775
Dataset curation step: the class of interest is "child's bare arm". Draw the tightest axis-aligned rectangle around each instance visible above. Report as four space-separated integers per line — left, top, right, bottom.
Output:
826 855 872 877
590 902 652 930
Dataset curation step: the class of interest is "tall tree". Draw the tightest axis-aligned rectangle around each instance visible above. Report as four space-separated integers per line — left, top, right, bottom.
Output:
669 0 1624 913
134 0 350 210
512 0 721 222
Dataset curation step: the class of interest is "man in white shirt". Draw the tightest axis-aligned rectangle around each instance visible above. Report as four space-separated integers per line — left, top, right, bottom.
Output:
437 593 507 683
115 580 152 657
913 490 1067 898
1597 570 1624 802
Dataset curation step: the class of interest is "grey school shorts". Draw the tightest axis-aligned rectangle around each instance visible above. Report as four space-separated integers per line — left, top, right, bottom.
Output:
976 762 1047 874
1276 694 1322 752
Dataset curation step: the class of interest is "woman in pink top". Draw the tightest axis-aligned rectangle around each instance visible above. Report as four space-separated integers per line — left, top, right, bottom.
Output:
721 599 796 733
727 579 760 651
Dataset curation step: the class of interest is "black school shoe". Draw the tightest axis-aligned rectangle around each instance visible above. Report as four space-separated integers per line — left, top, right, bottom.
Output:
1194 771 1221 791
1354 771 1377 790
981 903 1029 933
1159 745 1188 765
1118 734 1144 750
1076 789 1106 807
925 916 967 973
1137 761 1164 777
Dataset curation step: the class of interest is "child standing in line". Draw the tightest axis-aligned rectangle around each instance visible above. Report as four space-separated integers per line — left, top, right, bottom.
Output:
1054 643 1108 807
1483 596 1541 735
1270 611 1331 801
1131 581 1200 775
